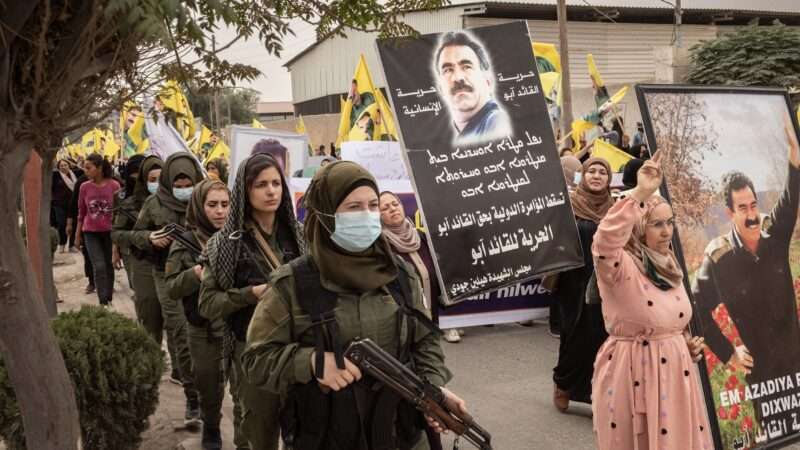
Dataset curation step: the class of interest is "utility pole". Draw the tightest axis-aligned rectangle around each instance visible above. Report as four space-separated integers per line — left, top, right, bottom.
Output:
674 0 683 48
557 0 574 145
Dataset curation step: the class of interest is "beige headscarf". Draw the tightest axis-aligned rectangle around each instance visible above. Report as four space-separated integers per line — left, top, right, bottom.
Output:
569 157 613 223
623 195 683 290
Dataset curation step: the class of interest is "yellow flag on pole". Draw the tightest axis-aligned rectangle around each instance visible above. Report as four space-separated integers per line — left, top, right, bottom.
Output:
158 80 196 142
204 141 230 164
587 54 604 88
252 119 265 129
592 139 633 172
532 42 561 73
295 115 315 151
103 129 121 160
337 96 352 147
194 126 214 155
570 119 596 152
373 88 398 141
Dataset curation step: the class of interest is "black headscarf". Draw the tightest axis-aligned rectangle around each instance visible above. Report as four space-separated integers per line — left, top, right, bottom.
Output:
206 154 304 289
133 155 163 206
123 155 145 198
157 152 204 214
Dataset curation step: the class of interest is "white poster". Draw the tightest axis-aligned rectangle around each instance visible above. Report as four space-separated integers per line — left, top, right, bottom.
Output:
340 141 410 180
229 126 309 186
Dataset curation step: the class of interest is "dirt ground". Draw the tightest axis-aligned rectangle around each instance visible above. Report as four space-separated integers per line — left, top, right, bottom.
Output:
51 251 236 450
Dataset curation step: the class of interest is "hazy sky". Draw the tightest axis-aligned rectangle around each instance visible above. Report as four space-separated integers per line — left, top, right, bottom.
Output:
213 20 318 102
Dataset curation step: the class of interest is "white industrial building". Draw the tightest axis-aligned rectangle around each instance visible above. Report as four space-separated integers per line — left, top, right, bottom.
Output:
284 0 800 133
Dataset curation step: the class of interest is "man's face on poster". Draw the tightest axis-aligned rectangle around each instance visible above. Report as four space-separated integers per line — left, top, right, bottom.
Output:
436 45 492 120
728 186 762 243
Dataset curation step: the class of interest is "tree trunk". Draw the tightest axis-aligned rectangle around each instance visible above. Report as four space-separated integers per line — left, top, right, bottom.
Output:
37 152 58 316
0 142 81 449
557 0 574 142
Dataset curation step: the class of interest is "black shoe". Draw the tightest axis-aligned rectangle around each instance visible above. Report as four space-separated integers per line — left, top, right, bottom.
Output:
169 370 183 386
201 424 222 450
85 284 95 294
184 397 202 429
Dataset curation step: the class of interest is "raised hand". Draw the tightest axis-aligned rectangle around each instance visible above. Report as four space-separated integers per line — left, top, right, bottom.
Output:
632 150 664 201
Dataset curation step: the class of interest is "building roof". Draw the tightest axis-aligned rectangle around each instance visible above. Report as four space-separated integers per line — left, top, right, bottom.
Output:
256 101 294 114
284 0 800 68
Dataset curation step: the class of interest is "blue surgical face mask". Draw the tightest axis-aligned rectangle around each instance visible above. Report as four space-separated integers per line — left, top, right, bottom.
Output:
147 182 159 195
326 210 382 253
173 187 194 202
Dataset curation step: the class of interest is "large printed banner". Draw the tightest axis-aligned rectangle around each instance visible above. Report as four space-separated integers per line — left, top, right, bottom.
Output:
638 85 800 450
376 21 582 302
229 126 309 187
289 175 554 327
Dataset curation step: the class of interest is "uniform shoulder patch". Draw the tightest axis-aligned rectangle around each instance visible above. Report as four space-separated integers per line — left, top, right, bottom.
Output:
705 235 733 263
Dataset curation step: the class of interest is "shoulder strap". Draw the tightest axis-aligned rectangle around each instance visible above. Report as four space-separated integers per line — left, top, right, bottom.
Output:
290 255 346 379
388 259 442 338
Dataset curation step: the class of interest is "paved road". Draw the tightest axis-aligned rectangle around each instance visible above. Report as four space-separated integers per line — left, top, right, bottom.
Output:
439 322 596 450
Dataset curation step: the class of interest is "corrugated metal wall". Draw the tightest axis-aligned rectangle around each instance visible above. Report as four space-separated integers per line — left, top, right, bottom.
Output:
464 17 720 88
289 8 466 104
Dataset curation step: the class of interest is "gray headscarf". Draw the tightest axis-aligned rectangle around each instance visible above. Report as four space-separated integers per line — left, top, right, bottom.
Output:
206 153 304 289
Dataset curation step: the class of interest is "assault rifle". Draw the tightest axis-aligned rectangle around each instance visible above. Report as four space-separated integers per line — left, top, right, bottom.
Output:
150 223 204 259
344 338 492 450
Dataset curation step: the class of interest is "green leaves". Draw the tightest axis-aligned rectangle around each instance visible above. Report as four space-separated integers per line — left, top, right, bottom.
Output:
688 22 800 89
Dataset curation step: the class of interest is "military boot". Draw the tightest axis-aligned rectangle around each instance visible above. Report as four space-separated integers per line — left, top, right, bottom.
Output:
184 395 202 429
201 423 222 450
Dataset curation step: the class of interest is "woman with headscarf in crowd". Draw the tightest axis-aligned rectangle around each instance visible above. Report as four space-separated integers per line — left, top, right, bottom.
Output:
591 152 710 450
166 179 231 449
241 161 463 450
133 152 205 428
205 157 229 184
75 153 120 306
379 191 462 345
113 155 182 380
200 153 304 450
552 157 612 412
111 155 145 287
52 159 78 252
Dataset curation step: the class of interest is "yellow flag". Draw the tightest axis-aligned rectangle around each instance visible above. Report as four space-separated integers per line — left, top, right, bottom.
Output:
252 118 265 129
338 54 382 143
81 128 105 154
295 115 315 151
158 80 196 141
532 42 561 73
204 141 230 164
540 72 561 102
587 54 604 88
592 139 633 172
570 119 596 151
608 86 629 105
127 115 145 147
373 88 398 141
194 126 214 154
102 129 121 159
337 96 352 147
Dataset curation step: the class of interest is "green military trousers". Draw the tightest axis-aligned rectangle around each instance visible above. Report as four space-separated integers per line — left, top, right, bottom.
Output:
187 322 225 427
153 270 197 400
130 256 180 371
232 339 281 450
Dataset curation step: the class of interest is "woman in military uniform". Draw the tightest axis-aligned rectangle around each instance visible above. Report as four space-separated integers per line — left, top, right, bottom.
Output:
200 153 304 450
241 161 463 450
112 156 168 348
166 179 231 449
132 152 205 427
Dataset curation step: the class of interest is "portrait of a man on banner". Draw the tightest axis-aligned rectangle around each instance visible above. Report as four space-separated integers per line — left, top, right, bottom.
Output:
432 31 512 145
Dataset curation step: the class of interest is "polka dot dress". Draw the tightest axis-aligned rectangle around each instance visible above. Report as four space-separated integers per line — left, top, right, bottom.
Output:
590 197 713 450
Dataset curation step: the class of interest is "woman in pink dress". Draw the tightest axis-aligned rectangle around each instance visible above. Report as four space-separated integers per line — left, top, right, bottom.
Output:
591 153 712 450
